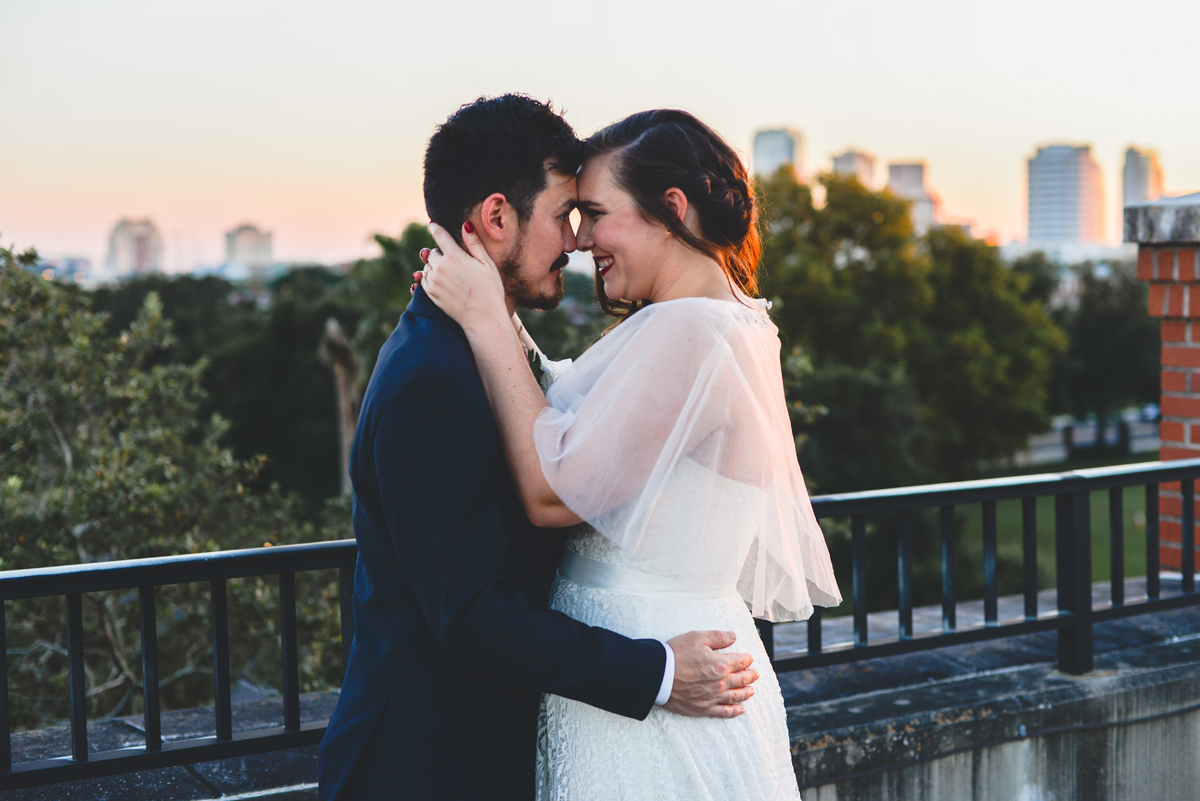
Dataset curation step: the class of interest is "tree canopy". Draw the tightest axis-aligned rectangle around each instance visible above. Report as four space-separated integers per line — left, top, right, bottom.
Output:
758 169 1067 487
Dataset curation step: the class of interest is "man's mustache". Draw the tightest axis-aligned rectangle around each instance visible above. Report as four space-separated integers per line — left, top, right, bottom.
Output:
551 253 570 272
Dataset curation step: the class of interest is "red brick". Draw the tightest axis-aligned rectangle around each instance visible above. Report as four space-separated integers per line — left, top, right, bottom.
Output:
1160 444 1200 460
1160 420 1186 443
1163 320 1189 342
1138 248 1155 280
1162 346 1200 368
1169 285 1185 316
1161 542 1182 570
1149 284 1166 317
1157 495 1200 518
1160 396 1200 417
1162 480 1182 494
1161 519 1181 543
1163 370 1188 392
1189 286 1200 319
1158 248 1177 280
1181 248 1198 281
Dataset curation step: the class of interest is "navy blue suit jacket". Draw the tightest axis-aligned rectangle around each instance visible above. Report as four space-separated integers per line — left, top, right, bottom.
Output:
317 288 665 800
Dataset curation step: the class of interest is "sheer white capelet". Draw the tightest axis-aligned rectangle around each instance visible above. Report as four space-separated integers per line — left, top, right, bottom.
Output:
533 297 842 622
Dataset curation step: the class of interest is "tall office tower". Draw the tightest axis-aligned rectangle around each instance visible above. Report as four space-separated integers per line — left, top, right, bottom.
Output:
1027 145 1105 245
106 219 163 278
753 129 804 181
225 224 274 280
1123 146 1164 207
832 149 877 190
886 162 941 235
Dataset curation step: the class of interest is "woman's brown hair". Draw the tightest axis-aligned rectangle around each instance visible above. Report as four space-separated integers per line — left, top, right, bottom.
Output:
580 109 762 320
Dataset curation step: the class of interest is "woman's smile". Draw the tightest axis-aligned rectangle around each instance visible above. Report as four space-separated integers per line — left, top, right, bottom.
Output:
595 254 615 277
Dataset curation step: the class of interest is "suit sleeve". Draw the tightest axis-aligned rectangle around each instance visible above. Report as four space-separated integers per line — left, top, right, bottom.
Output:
376 367 665 721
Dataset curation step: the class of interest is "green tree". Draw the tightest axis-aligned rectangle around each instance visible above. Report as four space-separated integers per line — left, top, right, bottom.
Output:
757 169 1066 484
339 223 436 385
0 246 344 729
1053 260 1159 442
912 228 1066 475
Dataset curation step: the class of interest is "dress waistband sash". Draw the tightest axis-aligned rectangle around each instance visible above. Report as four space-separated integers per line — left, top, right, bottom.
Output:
559 549 725 600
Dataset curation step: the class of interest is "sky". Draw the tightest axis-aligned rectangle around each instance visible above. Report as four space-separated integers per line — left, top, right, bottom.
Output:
3 0 1199 271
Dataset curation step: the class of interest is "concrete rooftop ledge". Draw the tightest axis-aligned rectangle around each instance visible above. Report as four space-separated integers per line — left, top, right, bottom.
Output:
1125 192 1200 244
0 693 338 800
778 586 1200 800
3 584 1197 800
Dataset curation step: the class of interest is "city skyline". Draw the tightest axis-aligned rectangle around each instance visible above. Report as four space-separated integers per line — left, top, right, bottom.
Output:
4 0 1198 270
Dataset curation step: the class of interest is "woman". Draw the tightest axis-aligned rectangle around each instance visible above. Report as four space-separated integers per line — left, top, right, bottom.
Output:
422 110 841 800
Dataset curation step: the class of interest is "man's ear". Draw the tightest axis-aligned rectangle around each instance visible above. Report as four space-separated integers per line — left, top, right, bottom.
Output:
478 193 517 243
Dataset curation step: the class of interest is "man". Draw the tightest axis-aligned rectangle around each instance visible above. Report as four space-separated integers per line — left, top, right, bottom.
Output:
318 94 758 800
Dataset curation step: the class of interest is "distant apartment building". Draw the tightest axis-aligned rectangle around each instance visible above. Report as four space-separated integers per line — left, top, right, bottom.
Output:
832 149 877 190
753 129 804 181
1123 146 1164 208
1027 145 1104 245
106 219 163 278
225 224 274 281
886 162 941 235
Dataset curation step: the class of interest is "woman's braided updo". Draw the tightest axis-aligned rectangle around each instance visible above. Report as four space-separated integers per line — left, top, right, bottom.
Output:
581 109 762 319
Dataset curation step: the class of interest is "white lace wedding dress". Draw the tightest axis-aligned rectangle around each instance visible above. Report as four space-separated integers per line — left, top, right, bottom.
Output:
531 297 842 801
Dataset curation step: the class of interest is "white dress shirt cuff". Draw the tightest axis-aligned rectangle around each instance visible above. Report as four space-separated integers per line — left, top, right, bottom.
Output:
654 640 675 706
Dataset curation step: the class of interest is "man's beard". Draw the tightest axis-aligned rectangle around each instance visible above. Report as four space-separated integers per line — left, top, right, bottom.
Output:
498 239 568 311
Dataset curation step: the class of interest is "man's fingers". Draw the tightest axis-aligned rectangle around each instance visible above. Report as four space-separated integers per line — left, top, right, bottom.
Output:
713 652 754 679
727 668 760 688
718 686 755 705
708 704 745 719
699 630 737 651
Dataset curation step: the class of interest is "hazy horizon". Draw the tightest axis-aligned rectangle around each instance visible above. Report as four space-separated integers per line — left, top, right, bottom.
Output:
4 0 1198 271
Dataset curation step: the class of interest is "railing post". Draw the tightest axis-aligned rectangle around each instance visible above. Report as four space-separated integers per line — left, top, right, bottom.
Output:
851 515 868 646
754 619 774 662
279 573 301 732
67 593 88 761
138 586 161 751
897 510 913 639
940 505 956 633
1 600 10 774
1056 490 1094 674
210 580 233 741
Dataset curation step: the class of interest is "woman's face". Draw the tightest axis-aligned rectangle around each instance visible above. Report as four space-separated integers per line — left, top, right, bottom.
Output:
575 153 669 303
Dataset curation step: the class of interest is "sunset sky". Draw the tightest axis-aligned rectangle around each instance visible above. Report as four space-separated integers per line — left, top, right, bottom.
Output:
3 0 1198 271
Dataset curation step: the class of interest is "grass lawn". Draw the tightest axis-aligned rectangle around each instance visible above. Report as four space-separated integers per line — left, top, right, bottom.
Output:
820 452 1162 614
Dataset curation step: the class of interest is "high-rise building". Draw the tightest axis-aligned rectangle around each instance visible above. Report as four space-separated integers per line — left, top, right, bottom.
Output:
224 224 274 281
106 219 163 278
886 162 941 235
753 129 804 181
1123 146 1164 208
832 150 877 190
1027 145 1104 245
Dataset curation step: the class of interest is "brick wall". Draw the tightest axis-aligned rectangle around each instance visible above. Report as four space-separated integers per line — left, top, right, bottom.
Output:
1139 244 1200 569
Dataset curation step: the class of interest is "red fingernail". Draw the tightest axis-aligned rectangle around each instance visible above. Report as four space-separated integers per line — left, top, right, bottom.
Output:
463 221 474 234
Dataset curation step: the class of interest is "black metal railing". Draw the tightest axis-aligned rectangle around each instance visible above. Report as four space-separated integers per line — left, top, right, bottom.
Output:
0 541 357 791
755 458 1200 673
3 459 1200 790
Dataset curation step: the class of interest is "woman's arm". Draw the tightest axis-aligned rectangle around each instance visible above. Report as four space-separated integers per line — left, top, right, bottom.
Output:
422 222 581 528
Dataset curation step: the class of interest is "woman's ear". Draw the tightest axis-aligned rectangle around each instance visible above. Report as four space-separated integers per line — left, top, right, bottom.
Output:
662 187 689 227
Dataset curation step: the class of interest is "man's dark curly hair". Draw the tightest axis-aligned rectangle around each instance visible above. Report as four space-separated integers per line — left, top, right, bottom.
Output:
423 94 580 239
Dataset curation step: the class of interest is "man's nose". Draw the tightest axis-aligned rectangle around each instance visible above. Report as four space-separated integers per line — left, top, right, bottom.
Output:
563 224 577 253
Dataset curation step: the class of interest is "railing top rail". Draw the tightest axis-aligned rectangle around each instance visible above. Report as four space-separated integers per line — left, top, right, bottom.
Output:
810 457 1200 517
0 539 357 601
